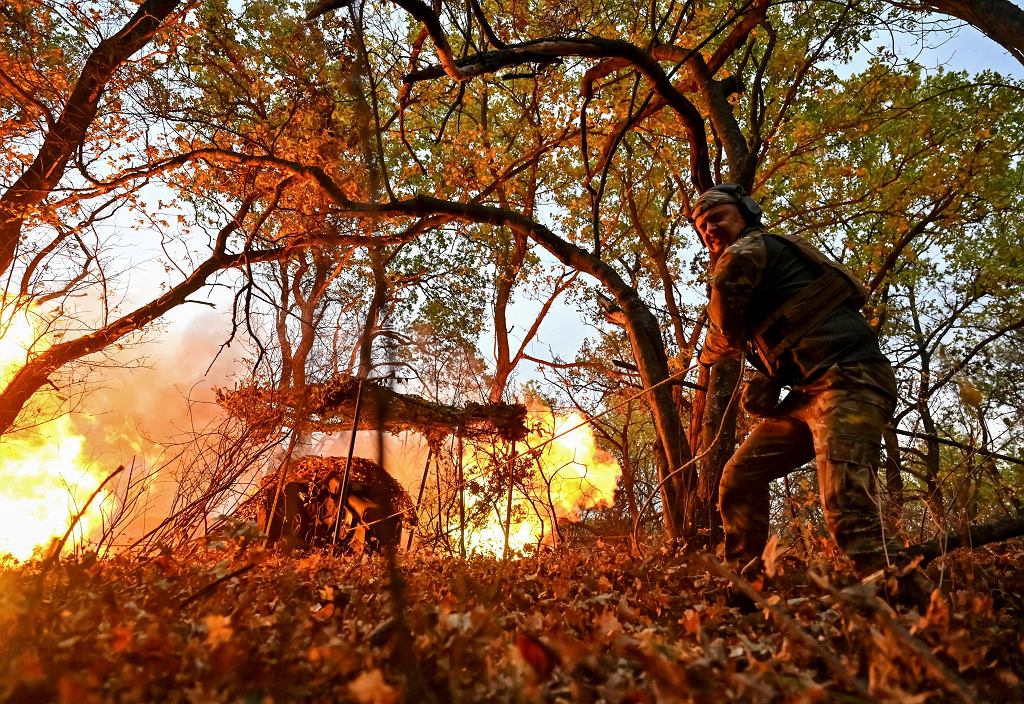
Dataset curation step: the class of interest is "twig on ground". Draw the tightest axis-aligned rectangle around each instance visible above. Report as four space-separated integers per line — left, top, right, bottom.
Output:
42 465 125 574
696 553 871 699
179 562 255 608
807 570 976 704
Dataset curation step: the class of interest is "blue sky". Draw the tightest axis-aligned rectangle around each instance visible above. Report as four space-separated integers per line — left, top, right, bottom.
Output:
893 15 1022 77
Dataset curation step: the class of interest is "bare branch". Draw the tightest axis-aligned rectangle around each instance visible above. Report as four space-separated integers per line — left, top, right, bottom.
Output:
0 0 185 277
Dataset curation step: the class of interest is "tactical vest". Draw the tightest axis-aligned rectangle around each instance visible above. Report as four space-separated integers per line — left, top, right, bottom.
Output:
747 228 869 370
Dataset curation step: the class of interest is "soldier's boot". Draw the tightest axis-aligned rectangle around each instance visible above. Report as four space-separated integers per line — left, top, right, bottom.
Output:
886 566 935 610
858 557 935 611
723 556 767 613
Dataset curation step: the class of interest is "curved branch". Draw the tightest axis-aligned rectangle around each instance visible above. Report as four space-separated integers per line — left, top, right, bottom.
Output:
407 37 714 189
0 184 431 436
929 315 1024 394
0 0 184 277
914 0 1024 66
310 0 467 80
468 0 507 50
866 186 957 294
687 52 753 187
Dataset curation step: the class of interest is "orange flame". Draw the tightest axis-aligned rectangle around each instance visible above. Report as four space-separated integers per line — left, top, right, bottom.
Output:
0 303 113 561
462 398 621 555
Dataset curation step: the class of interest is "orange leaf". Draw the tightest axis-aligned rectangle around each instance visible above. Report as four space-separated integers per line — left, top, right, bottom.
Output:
202 615 233 647
311 603 335 621
515 630 557 681
348 668 401 704
111 625 134 654
679 608 701 636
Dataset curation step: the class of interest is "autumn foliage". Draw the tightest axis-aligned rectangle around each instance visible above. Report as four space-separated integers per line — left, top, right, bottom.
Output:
2 533 1023 702
2 0 1024 699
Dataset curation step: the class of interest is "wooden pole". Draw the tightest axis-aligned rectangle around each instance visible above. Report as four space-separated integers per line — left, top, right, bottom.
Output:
458 435 466 558
437 441 448 551
263 426 302 549
331 376 364 552
502 441 516 562
406 447 433 551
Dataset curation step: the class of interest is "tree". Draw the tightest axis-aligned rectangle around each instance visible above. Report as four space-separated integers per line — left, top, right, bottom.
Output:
3 0 1022 551
0 0 182 431
0 0 183 273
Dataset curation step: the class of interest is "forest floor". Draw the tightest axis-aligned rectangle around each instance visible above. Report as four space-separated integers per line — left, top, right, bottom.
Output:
2 529 1023 703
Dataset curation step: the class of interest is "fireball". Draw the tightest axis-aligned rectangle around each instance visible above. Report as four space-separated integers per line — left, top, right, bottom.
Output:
462 398 621 555
0 303 111 561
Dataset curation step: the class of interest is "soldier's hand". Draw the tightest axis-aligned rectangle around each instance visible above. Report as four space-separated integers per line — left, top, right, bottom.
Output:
741 376 782 417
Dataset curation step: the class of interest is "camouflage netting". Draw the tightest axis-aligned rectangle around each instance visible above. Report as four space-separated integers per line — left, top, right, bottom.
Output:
216 374 528 442
237 455 417 523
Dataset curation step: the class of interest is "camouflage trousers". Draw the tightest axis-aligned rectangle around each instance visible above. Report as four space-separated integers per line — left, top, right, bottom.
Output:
718 360 899 575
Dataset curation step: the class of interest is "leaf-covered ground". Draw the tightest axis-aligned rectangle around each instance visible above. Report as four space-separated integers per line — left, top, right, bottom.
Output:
2 534 1023 703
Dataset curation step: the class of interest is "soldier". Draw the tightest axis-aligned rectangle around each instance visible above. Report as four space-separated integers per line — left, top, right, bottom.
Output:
692 184 902 580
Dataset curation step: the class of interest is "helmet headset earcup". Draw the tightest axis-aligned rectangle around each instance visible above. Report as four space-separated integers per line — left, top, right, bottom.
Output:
709 183 763 225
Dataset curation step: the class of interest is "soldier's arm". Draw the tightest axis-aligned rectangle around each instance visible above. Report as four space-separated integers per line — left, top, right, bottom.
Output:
698 320 742 367
701 235 766 363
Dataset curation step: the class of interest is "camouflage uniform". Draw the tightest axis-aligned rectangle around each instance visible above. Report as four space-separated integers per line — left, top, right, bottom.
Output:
701 226 899 575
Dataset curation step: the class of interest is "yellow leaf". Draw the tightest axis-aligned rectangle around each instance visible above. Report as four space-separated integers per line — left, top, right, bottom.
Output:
202 614 233 647
761 533 786 578
958 379 983 408
348 669 401 704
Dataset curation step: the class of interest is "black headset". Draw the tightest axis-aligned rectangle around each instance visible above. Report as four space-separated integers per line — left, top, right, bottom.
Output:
708 183 764 225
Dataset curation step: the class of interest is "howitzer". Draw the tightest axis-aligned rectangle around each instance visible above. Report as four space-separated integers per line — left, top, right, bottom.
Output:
254 455 415 552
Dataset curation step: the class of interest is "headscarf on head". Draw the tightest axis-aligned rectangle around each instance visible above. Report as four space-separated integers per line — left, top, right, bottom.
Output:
691 188 742 221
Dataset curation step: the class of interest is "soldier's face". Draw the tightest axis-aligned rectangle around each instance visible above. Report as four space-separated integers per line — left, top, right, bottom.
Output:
694 204 747 256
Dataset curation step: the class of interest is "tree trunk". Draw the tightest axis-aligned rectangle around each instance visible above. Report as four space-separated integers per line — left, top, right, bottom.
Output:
918 376 947 534
693 358 741 546
490 232 528 403
882 424 905 532
440 199 695 538
908 517 1024 564
687 364 709 460
617 425 640 527
620 296 691 538
907 285 946 536
356 247 389 378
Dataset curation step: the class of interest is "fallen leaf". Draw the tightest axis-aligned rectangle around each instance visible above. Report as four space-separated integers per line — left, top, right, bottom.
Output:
595 609 622 638
311 602 335 621
111 624 134 653
13 649 45 684
202 614 233 647
515 630 557 681
348 668 401 704
679 608 701 636
761 534 785 578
